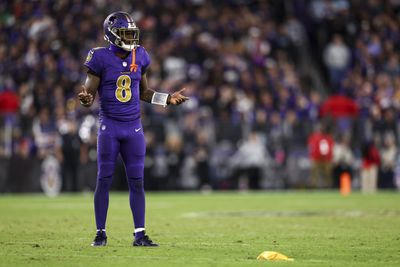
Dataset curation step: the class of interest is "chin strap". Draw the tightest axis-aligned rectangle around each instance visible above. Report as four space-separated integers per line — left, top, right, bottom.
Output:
130 48 138 72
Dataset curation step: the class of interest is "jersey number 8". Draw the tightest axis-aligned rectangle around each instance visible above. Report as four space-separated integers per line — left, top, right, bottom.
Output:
115 75 132 102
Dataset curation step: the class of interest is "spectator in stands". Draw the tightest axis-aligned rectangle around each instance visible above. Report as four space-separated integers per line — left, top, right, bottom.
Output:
308 122 334 188
165 134 185 190
231 132 268 190
194 130 212 191
361 139 380 193
379 133 397 189
323 34 351 90
332 133 354 188
60 118 81 192
32 107 62 161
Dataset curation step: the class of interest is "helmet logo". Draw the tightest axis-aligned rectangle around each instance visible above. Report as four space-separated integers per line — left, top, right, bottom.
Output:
109 15 116 25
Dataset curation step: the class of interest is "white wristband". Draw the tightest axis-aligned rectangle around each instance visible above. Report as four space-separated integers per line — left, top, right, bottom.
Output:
151 92 169 107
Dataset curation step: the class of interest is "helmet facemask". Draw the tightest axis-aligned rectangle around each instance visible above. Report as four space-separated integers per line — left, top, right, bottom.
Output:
109 27 140 51
103 12 140 52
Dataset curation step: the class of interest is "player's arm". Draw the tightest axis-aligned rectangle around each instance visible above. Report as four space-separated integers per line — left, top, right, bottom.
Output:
78 72 100 107
140 73 189 106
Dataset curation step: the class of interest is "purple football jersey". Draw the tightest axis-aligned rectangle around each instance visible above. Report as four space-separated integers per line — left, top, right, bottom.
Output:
84 46 150 122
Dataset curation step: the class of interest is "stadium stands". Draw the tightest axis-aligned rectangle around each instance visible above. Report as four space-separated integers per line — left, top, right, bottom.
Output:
0 0 399 191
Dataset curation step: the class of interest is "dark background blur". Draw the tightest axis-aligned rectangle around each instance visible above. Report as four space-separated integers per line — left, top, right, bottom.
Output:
0 0 399 194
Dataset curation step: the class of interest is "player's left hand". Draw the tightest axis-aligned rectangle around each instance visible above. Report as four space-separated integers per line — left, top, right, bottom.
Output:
169 88 189 105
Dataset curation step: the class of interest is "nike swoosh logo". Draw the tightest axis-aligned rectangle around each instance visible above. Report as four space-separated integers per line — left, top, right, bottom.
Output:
135 128 141 132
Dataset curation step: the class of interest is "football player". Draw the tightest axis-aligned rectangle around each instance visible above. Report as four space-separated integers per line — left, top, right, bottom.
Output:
78 11 188 247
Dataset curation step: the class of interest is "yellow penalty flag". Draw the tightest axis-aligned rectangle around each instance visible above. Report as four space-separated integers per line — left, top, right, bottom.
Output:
257 251 294 261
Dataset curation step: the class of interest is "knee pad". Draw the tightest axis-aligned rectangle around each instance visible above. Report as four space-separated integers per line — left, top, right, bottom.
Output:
98 162 115 179
95 176 112 191
125 163 144 179
127 177 144 192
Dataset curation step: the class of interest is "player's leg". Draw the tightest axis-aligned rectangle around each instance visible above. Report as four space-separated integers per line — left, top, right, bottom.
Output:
323 162 333 188
120 130 146 235
92 121 120 246
361 167 368 193
370 165 378 193
310 161 319 188
120 128 158 246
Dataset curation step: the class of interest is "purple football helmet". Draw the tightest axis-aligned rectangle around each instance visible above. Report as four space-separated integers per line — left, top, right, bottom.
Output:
103 11 139 51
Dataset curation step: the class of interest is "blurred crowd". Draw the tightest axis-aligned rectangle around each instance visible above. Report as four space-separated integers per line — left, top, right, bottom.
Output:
307 0 400 191
0 0 399 192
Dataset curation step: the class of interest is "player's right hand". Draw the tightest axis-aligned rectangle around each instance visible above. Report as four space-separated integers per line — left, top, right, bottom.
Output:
78 85 93 107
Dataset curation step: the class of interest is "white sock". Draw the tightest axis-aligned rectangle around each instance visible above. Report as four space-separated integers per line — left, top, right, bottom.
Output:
134 228 145 233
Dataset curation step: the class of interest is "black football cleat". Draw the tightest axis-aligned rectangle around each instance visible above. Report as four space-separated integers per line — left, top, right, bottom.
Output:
91 230 107 247
133 233 159 247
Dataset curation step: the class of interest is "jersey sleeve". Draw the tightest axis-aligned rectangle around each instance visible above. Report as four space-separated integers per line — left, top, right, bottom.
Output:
84 48 103 76
141 47 151 74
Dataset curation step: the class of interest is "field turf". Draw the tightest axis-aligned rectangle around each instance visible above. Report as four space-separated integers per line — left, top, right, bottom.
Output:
0 191 399 266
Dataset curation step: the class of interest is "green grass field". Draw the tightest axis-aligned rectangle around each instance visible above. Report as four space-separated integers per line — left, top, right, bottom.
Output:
0 191 399 267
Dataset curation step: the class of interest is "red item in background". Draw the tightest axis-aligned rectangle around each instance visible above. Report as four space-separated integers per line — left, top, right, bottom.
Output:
308 132 334 161
320 95 359 118
362 145 380 168
0 90 19 114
